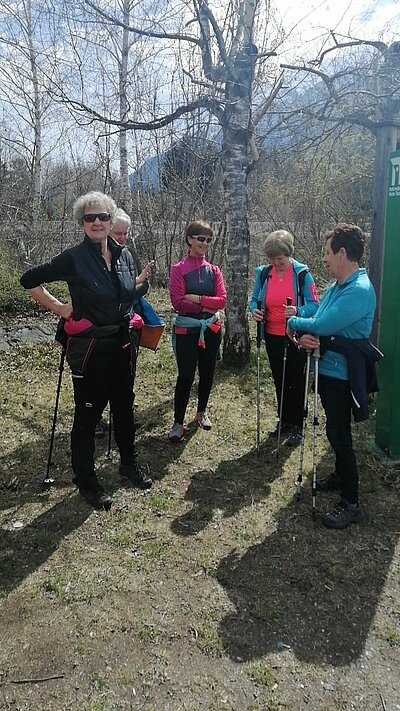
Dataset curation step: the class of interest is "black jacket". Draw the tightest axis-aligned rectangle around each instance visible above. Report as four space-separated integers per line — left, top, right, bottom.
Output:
320 335 383 422
20 236 146 327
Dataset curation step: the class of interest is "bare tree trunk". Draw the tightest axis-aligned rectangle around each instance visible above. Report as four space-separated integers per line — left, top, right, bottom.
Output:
26 0 42 229
222 44 256 365
118 0 132 213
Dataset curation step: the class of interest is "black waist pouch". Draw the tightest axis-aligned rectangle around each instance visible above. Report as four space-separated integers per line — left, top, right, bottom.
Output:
66 324 121 374
66 336 97 374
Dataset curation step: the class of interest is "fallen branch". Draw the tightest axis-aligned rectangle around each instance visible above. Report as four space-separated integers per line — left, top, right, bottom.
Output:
1 673 65 686
379 691 387 711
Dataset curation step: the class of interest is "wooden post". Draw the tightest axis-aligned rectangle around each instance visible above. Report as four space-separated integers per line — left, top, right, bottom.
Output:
370 121 400 345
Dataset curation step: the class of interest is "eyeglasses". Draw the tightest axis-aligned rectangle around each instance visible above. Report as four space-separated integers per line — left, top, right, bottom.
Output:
191 234 212 244
83 213 111 223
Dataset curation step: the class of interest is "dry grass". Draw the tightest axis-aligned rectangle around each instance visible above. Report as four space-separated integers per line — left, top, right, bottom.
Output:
0 324 399 711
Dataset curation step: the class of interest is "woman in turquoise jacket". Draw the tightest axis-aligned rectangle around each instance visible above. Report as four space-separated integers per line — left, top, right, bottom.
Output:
249 230 319 445
287 223 376 530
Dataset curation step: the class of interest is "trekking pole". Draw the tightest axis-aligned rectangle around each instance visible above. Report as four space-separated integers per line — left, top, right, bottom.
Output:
296 349 311 499
277 297 293 462
106 406 112 458
311 346 320 519
43 346 65 486
256 300 262 454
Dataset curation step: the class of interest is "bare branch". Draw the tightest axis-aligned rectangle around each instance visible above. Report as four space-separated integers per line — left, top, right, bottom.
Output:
196 0 234 75
252 72 285 127
181 66 224 95
59 94 222 131
84 0 201 46
312 32 388 67
281 63 337 100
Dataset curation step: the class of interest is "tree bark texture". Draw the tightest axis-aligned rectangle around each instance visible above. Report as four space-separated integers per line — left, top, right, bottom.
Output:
222 45 256 365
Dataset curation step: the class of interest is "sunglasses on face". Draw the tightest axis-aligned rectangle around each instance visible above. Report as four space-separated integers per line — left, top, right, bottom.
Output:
83 212 111 223
191 234 212 244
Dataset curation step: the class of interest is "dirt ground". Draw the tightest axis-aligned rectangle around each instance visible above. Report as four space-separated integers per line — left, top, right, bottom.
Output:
0 339 399 711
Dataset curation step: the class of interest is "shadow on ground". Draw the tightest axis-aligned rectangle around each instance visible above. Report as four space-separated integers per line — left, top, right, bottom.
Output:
215 445 399 666
0 393 194 596
170 434 295 536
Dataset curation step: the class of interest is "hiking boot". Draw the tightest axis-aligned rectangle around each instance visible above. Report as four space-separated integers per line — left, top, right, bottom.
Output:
119 461 152 489
285 425 302 447
316 472 341 492
94 419 106 439
195 411 212 430
269 422 291 438
168 422 185 443
77 485 112 510
322 499 361 530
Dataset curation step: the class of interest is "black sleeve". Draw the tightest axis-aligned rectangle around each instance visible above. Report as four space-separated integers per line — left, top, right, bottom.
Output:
20 251 75 289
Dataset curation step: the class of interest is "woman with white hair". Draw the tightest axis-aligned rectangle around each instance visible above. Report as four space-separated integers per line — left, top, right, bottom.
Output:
110 208 154 283
20 191 152 510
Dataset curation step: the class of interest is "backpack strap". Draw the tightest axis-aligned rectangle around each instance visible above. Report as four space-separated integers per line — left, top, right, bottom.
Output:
260 264 272 287
260 264 309 304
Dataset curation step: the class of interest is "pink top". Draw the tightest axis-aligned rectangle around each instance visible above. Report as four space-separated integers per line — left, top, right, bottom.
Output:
265 266 295 336
169 254 226 315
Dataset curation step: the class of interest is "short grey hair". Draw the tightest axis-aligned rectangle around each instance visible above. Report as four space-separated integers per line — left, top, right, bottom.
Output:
264 229 294 258
73 191 118 226
112 208 131 228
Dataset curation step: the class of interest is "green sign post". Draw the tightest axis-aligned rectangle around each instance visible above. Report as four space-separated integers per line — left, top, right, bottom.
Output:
375 148 400 458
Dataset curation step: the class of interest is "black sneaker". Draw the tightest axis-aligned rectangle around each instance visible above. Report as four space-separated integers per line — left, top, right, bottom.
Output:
119 462 152 489
78 485 112 510
322 499 361 530
316 472 341 492
285 425 302 447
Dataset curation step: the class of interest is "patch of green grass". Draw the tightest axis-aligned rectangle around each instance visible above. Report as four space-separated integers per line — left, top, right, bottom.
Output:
138 622 162 644
30 529 54 549
43 573 68 598
376 625 400 647
247 661 277 688
75 642 86 657
107 528 134 548
148 489 177 513
204 606 221 622
195 624 224 656
85 700 110 711
140 537 180 562
91 675 109 693
254 597 283 623
14 442 33 463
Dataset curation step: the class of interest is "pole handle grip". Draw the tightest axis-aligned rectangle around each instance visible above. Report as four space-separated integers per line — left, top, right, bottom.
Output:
286 297 293 306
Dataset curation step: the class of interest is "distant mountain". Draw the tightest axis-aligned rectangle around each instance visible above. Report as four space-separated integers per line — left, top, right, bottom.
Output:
129 154 164 191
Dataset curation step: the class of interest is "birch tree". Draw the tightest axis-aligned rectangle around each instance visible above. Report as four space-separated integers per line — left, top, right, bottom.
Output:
53 0 283 364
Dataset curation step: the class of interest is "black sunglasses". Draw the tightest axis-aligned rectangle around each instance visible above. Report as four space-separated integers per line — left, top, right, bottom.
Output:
83 212 111 223
192 234 212 244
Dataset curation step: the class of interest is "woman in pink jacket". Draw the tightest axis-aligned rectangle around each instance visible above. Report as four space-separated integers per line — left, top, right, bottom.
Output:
168 221 227 442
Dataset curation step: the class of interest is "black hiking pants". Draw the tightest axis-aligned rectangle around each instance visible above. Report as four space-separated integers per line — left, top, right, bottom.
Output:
71 344 136 488
318 375 359 504
174 329 221 425
264 333 306 428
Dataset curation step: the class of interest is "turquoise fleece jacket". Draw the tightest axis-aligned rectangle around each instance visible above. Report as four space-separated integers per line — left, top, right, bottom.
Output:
287 268 376 380
249 259 319 341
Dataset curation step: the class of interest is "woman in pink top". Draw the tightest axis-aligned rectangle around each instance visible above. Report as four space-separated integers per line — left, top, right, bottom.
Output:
168 220 227 443
249 230 318 445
